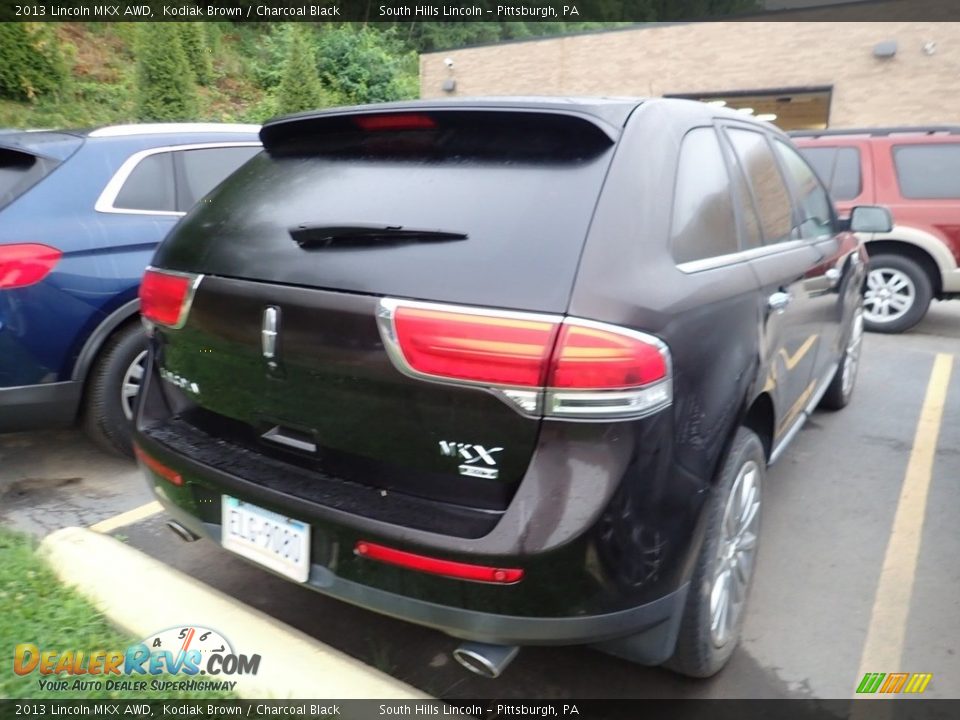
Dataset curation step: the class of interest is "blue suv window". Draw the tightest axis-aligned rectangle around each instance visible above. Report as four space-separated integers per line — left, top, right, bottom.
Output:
113 152 176 212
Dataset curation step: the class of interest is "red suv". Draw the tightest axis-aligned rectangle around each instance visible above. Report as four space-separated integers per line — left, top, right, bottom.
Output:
792 127 960 333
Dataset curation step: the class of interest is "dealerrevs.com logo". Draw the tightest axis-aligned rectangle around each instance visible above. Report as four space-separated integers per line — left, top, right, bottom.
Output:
14 626 260 693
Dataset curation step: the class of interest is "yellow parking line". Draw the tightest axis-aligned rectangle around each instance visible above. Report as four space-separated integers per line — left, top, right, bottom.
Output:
89 501 163 534
856 353 953 688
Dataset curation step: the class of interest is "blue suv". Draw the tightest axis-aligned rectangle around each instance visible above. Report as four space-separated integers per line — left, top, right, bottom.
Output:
0 123 261 456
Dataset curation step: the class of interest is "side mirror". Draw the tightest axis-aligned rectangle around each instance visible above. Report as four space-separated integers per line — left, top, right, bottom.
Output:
848 205 893 233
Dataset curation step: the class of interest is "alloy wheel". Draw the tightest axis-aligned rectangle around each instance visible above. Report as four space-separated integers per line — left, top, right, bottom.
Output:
710 460 761 648
121 350 148 421
864 268 915 325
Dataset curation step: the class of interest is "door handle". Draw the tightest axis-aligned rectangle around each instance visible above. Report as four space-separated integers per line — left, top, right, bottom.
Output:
826 268 842 287
768 291 792 313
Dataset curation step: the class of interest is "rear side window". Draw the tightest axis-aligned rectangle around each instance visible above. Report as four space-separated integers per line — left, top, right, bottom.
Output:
177 146 260 208
726 129 794 245
774 140 834 239
113 152 176 212
0 149 58 210
893 143 960 199
799 146 862 201
671 127 739 263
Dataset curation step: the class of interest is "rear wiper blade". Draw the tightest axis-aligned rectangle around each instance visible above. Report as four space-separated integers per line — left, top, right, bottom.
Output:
290 223 468 248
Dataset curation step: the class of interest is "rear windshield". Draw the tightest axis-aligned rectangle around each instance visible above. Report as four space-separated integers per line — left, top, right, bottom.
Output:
0 148 58 210
161 112 618 313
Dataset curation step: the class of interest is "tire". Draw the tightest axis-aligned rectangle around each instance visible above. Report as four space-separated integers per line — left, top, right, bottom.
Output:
664 427 764 678
862 253 933 334
81 322 148 458
820 306 863 411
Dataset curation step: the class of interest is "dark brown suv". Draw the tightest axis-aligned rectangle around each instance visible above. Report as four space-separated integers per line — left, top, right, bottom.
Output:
134 98 891 679
793 127 960 333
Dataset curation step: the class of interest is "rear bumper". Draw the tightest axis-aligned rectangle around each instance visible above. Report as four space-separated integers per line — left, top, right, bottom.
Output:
0 381 81 432
157 493 687 655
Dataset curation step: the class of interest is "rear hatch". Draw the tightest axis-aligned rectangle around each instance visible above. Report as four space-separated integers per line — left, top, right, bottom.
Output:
148 105 626 514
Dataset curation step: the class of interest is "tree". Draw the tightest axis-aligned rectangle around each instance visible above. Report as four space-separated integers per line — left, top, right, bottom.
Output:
0 24 68 102
314 26 417 106
179 23 214 86
135 23 199 122
276 28 327 115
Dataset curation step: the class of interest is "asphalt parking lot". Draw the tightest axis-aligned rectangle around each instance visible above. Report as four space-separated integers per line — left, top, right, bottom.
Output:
2 302 959 700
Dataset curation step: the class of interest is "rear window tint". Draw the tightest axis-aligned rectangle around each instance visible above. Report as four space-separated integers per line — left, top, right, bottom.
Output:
0 148 58 210
114 152 176 212
799 146 862 201
671 127 740 263
726 129 794 244
159 113 618 313
893 144 960 199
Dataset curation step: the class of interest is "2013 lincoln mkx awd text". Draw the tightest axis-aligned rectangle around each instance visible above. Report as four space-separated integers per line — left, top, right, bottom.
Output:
132 98 891 678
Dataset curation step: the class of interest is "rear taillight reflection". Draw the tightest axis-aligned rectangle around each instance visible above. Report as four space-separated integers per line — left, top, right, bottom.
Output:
139 267 199 328
378 299 672 420
0 243 62 289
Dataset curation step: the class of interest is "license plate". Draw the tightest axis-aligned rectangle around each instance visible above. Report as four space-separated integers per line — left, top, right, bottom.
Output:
221 496 310 583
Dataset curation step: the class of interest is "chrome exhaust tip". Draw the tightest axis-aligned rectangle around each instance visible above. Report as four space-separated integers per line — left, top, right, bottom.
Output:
166 520 199 543
452 642 519 679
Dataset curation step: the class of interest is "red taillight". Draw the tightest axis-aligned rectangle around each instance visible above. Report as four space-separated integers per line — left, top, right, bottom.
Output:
392 306 559 387
353 113 437 132
547 323 668 389
380 299 672 419
0 243 61 289
134 444 183 486
139 268 197 328
355 541 523 584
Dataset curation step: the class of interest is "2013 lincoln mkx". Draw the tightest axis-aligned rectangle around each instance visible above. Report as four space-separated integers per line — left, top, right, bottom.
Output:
132 98 891 678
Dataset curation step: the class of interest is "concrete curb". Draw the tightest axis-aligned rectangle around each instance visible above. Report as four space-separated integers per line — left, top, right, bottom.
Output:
39 526 428 700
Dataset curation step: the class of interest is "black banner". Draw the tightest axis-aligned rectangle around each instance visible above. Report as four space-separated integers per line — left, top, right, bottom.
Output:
0 0 958 23
1 700 960 720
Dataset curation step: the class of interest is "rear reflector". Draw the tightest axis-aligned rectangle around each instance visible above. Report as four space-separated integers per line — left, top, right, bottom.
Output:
0 243 62 289
353 113 437 132
134 444 183 486
378 299 672 420
355 541 523 584
139 267 200 328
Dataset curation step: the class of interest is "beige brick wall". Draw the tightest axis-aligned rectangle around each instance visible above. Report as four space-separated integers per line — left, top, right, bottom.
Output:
421 21 960 127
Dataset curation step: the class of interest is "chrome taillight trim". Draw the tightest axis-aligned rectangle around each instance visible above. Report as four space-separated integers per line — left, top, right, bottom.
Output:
142 266 204 331
375 297 673 421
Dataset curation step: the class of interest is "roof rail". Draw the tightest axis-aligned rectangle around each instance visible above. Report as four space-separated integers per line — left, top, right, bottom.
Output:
88 123 260 138
789 126 960 138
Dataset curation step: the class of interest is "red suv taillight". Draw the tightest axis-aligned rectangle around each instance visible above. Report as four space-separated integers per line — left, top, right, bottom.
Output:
377 299 672 420
139 267 201 328
0 243 62 289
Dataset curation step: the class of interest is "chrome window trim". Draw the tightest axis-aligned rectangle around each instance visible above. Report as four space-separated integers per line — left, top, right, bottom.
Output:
94 141 262 217
89 123 260 138
676 239 810 274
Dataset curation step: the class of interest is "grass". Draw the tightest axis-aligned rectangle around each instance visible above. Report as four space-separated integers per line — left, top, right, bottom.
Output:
0 527 233 700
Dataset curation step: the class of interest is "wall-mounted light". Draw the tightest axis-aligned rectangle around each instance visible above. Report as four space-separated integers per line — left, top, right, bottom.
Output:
873 40 898 59
737 107 755 115
707 99 727 107
756 113 778 122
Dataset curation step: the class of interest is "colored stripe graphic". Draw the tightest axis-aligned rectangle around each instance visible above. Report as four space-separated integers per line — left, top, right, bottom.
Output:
904 673 933 694
856 673 885 694
880 673 908 693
